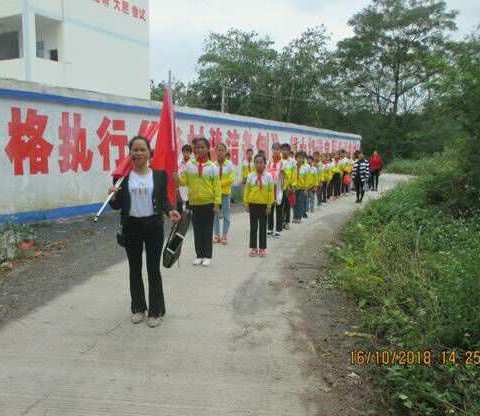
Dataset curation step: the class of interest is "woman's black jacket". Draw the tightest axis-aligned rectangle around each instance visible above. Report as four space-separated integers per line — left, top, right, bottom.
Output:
109 169 173 224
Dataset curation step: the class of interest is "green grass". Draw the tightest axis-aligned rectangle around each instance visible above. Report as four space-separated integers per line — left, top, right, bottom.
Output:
384 150 459 177
329 172 480 415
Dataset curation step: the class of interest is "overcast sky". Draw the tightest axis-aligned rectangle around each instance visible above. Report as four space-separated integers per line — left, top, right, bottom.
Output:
149 0 480 84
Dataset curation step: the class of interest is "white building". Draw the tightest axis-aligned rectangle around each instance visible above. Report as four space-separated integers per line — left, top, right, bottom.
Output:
0 0 150 99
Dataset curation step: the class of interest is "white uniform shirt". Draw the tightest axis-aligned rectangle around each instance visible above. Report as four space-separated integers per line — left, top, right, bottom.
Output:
128 169 154 217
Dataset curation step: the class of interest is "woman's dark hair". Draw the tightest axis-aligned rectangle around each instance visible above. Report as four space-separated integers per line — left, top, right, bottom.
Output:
246 148 254 154
182 144 192 153
216 142 227 151
281 143 291 151
129 136 152 155
194 137 210 149
129 136 150 151
254 154 267 164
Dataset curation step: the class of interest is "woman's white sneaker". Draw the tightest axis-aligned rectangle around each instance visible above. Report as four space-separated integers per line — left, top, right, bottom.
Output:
147 317 162 328
193 258 203 266
201 258 211 267
131 312 145 324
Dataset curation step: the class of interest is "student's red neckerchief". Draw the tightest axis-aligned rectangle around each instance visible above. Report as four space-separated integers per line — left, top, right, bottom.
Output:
218 158 225 178
197 156 208 176
255 170 264 189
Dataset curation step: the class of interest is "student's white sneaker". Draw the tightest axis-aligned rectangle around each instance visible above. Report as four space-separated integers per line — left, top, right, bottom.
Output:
147 317 162 328
201 258 211 267
193 258 203 266
131 312 145 324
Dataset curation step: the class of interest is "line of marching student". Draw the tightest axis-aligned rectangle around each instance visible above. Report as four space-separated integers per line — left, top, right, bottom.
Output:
177 137 384 266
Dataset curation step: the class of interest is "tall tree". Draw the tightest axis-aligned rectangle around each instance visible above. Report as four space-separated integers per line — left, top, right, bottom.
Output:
191 29 278 118
275 26 334 125
335 0 457 156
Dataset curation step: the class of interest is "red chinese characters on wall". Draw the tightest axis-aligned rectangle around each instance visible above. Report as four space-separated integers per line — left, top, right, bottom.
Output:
97 117 128 171
226 129 240 166
241 130 254 158
93 0 147 22
58 112 93 173
137 120 159 143
5 108 54 175
208 128 223 161
187 124 206 144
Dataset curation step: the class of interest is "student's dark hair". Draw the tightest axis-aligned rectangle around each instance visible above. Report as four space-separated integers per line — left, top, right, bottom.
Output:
246 148 254 153
254 154 267 164
129 135 151 152
271 142 281 150
281 143 291 151
216 142 227 151
182 144 192 153
353 150 360 158
194 136 210 149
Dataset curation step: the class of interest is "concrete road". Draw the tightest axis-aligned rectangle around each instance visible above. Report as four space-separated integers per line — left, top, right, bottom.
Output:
0 175 407 416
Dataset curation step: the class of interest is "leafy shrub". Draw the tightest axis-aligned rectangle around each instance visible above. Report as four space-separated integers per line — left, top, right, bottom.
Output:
329 175 480 415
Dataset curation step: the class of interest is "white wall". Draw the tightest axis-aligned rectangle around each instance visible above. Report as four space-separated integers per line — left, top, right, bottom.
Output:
0 59 25 79
0 79 361 222
0 0 22 19
32 58 68 87
61 0 150 98
62 21 149 98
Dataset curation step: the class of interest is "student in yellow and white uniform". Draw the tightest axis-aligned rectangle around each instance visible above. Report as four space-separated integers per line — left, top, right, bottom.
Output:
292 151 310 223
213 143 235 245
306 155 317 214
267 142 284 238
179 137 221 267
241 148 255 184
313 151 322 207
325 154 334 199
340 150 353 194
177 144 194 214
244 154 275 258
331 152 343 199
280 143 296 230
320 155 330 203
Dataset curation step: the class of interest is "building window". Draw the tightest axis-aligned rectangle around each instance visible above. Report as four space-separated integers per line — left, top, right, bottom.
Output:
36 41 45 58
0 31 20 60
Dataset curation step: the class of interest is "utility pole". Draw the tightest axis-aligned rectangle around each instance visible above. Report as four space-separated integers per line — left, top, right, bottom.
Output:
168 70 173 90
168 69 174 104
221 85 226 113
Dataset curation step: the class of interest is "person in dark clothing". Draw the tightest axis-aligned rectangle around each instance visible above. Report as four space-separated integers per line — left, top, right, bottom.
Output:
352 151 370 203
109 136 181 328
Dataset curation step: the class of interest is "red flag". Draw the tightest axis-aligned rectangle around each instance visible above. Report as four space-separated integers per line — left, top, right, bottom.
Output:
112 155 133 179
150 88 178 206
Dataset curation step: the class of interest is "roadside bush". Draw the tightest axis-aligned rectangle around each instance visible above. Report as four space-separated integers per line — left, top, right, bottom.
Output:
329 173 480 415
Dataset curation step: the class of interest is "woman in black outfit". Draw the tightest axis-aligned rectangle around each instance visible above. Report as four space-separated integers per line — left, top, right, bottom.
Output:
109 136 181 328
